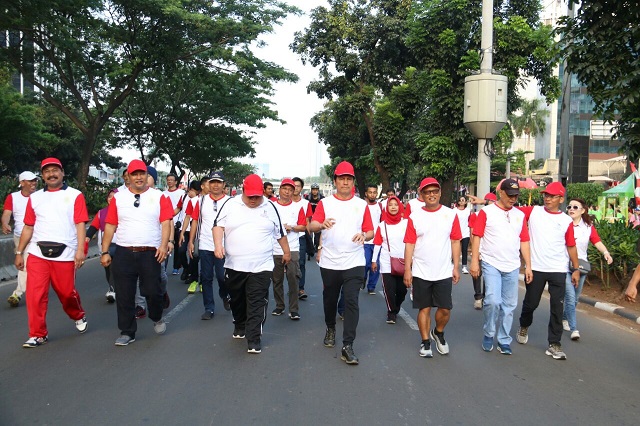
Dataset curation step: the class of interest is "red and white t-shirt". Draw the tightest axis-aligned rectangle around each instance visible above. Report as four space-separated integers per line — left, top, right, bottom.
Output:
24 186 89 262
311 195 374 270
215 196 285 273
3 191 30 237
181 196 198 232
404 198 423 217
455 207 472 239
163 188 186 224
106 188 174 248
293 197 312 238
364 202 383 245
404 205 462 281
573 220 600 261
519 206 575 272
473 203 529 272
468 211 477 229
273 200 306 254
190 194 230 251
372 219 409 274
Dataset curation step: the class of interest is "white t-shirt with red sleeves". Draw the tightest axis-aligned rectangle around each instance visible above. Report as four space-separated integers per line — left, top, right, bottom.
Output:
372 219 408 274
520 205 576 272
106 187 174 248
311 195 374 270
292 197 311 238
364 201 382 245
215 196 285 273
181 196 198 232
3 191 30 237
404 205 462 281
23 186 89 262
404 197 424 217
190 194 230 252
473 203 529 272
273 200 306 254
163 188 186 224
455 206 472 239
573 219 600 261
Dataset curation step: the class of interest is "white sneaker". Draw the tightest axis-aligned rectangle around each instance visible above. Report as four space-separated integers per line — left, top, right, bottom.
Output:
474 299 482 310
419 341 433 358
75 317 88 333
562 320 570 331
462 266 469 274
571 330 580 341
105 291 116 303
154 319 166 335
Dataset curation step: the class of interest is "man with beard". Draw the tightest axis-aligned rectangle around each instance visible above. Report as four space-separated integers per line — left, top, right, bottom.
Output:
363 184 383 294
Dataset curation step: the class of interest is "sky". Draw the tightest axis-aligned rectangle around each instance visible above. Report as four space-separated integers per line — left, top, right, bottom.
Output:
113 0 330 180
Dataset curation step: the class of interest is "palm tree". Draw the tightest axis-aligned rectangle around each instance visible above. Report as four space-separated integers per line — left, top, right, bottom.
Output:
509 98 550 175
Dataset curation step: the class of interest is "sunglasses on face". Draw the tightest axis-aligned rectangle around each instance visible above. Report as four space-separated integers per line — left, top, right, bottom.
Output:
134 194 140 208
567 205 582 210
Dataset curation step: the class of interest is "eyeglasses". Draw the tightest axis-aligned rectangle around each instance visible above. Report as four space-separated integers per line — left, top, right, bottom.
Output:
422 189 440 196
567 205 582 210
134 194 140 208
543 193 561 199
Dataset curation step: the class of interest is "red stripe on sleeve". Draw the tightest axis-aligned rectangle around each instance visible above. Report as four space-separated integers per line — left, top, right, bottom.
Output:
3 194 13 211
305 203 313 219
404 202 412 217
73 194 89 224
517 205 534 221
468 212 477 229
311 200 325 223
159 195 174 222
23 198 35 226
450 214 462 240
297 207 307 226
565 223 576 246
472 210 487 237
89 214 100 229
403 218 417 244
105 196 119 225
372 226 383 245
361 205 374 232
185 200 195 217
519 218 530 242
589 225 601 244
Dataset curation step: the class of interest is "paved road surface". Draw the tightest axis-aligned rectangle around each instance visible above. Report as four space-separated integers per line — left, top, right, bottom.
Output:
1 257 639 425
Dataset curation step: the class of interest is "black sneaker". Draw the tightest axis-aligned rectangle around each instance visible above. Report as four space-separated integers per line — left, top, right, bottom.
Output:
323 328 336 347
272 308 284 316
289 312 301 320
201 311 214 320
180 269 188 281
223 297 231 311
341 344 359 365
247 340 262 354
232 327 246 339
135 306 146 319
386 313 396 324
298 290 308 300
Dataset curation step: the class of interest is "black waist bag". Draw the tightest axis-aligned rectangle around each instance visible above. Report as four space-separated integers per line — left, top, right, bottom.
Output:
37 241 67 258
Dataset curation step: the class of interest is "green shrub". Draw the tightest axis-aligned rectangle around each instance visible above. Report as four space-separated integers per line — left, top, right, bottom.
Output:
517 182 604 207
588 220 640 289
0 175 17 209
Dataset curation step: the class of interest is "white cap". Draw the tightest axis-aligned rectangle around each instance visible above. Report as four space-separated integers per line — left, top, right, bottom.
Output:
18 171 38 181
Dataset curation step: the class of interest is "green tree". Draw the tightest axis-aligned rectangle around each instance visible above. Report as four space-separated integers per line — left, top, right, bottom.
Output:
508 98 550 173
0 0 298 188
557 1 640 156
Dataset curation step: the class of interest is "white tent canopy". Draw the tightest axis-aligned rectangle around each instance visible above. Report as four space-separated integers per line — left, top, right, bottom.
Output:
588 176 614 181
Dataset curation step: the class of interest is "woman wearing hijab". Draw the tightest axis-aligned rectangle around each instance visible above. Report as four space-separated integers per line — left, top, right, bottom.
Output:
371 196 409 324
86 188 118 303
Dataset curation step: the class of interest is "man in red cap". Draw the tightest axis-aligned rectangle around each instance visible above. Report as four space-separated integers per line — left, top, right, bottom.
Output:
515 181 580 360
403 177 462 358
14 158 89 348
214 174 290 354
309 161 374 365
100 159 174 346
271 178 307 320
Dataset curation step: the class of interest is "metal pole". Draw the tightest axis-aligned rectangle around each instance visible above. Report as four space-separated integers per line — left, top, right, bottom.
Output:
558 3 574 185
476 0 494 197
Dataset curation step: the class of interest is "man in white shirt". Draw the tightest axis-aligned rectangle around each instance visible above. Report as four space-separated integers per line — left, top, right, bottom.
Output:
292 177 312 299
363 184 383 294
163 173 186 275
455 196 472 274
214 174 290 354
101 159 174 346
2 171 38 307
309 161 374 365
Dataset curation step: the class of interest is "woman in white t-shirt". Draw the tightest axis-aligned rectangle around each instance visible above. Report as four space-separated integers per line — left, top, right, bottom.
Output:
455 197 472 274
563 198 613 340
372 197 408 324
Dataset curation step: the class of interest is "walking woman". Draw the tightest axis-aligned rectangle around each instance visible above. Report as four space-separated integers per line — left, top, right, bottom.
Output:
371 196 408 324
86 188 118 303
563 198 613 340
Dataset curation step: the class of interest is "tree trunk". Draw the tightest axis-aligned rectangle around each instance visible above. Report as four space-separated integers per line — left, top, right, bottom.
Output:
362 108 391 192
76 127 98 191
440 174 456 207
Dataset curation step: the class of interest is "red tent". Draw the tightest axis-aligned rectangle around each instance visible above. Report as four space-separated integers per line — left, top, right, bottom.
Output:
518 178 538 189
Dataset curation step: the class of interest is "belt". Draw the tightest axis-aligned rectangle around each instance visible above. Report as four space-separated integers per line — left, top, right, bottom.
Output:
122 246 156 252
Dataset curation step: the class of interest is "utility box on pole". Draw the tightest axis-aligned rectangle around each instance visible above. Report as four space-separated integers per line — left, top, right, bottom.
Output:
463 74 508 140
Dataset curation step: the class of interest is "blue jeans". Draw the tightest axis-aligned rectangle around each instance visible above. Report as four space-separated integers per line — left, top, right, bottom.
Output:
364 244 380 291
482 262 519 346
200 250 229 313
563 272 586 332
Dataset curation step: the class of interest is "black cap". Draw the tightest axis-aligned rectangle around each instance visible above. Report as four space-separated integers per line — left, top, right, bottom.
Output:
311 183 319 189
500 178 520 196
208 171 225 182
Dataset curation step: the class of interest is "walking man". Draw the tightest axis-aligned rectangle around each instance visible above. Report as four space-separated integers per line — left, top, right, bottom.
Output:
101 159 174 346
214 174 290 354
163 173 186 275
292 177 312 299
14 158 89 348
2 171 38 307
403 177 461 358
470 179 532 355
516 181 581 360
309 161 374 365
363 184 382 294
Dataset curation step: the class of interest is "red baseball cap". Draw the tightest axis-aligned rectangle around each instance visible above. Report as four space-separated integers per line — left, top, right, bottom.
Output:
41 157 63 169
484 192 497 202
243 174 264 197
541 181 565 196
334 161 355 177
280 178 295 188
418 177 440 192
127 159 147 175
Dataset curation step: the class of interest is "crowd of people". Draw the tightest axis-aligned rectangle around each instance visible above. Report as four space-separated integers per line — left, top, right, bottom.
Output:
3 158 639 364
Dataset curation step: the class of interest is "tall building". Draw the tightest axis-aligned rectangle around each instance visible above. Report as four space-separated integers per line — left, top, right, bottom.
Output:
1 30 35 94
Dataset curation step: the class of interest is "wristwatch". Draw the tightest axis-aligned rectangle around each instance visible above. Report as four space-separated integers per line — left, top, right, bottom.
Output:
317 245 323 250
100 251 110 256
15 250 22 255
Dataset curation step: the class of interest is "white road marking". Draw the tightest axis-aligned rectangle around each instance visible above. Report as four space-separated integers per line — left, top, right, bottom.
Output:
162 293 196 324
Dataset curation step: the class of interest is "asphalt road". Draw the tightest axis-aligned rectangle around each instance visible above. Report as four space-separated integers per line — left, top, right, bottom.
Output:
1 256 639 426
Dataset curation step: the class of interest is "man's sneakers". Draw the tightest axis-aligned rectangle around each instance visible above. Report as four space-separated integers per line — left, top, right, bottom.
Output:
562 319 570 331
474 299 483 310
462 266 469 274
430 328 449 355
180 269 189 281
516 326 529 344
201 311 214 320
289 312 300 320
482 335 494 352
323 327 336 348
271 308 284 316
368 290 376 295
386 313 396 324
341 344 359 365
187 281 198 294
545 343 567 360
419 340 433 358
232 327 246 339
105 290 116 303
23 336 48 348
571 330 580 341
247 340 261 354
75 316 88 333
298 290 308 300
497 344 512 355
135 306 146 319
223 297 231 311
7 293 21 307
115 335 135 346
153 319 166 335
172 268 180 275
